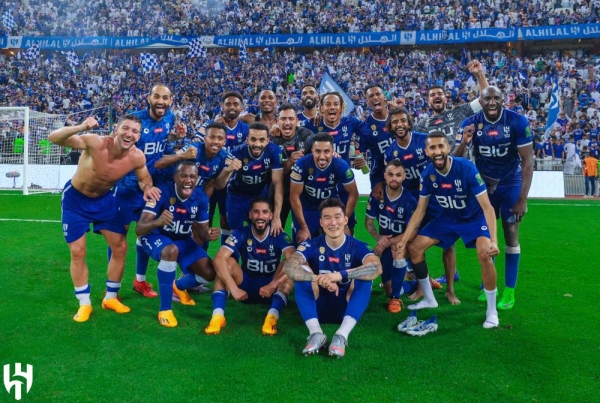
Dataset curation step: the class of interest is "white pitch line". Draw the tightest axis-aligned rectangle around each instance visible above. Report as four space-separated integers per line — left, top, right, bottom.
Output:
0 218 61 223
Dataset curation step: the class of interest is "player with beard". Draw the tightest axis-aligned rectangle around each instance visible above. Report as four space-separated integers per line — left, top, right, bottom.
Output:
199 92 251 245
290 132 358 244
365 160 418 313
283 198 382 357
383 108 452 301
220 122 284 235
412 60 489 286
455 86 533 310
135 162 219 327
111 84 184 299
298 84 320 123
205 197 295 336
49 115 161 322
270 103 315 228
356 84 394 190
396 132 500 330
303 92 362 232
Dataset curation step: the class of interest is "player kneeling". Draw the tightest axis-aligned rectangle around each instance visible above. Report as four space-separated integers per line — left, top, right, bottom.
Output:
205 197 295 336
136 162 219 327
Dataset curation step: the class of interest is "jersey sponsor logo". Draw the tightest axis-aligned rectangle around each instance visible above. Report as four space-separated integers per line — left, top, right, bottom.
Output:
226 135 236 140
475 174 485 186
316 177 327 182
328 257 340 263
200 164 210 172
255 248 267 254
434 119 444 125
286 145 295 151
328 130 339 135
403 154 413 160
345 169 353 179
252 164 263 170
488 130 499 136
154 128 163 133
175 207 187 214
441 183 452 189
385 206 395 213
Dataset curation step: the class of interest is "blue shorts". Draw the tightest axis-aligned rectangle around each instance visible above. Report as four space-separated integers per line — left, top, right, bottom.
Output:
140 235 209 271
226 191 268 231
113 186 145 225
61 180 126 244
419 214 491 250
239 271 274 304
489 182 521 221
291 208 321 243
316 285 350 324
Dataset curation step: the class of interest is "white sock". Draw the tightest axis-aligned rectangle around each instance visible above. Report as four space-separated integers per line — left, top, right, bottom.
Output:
485 288 498 317
74 285 91 306
212 308 225 317
336 316 357 340
267 308 279 318
136 274 146 282
419 276 436 301
305 318 323 335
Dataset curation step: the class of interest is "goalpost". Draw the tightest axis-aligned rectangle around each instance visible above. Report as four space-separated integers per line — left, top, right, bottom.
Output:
0 106 110 195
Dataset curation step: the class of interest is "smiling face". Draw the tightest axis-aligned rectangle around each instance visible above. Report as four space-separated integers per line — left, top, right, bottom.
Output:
301 86 319 110
320 94 343 126
114 118 141 150
481 87 504 121
222 96 243 121
147 85 173 120
384 164 405 191
389 112 411 142
174 163 199 199
427 87 447 114
320 206 348 240
425 135 451 172
247 128 269 157
312 140 334 169
249 201 273 235
258 90 277 114
204 127 226 157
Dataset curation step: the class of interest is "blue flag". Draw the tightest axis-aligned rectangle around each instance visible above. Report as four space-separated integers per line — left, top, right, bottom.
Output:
239 40 247 63
545 76 560 134
318 73 355 116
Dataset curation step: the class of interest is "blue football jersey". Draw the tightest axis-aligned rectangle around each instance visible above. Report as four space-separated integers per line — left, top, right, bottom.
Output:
296 235 374 276
227 142 283 196
458 109 533 185
223 226 294 278
366 188 417 236
303 115 361 162
384 132 429 192
188 142 231 188
199 120 250 153
419 157 487 224
117 108 175 191
357 114 393 188
290 155 355 210
141 182 210 241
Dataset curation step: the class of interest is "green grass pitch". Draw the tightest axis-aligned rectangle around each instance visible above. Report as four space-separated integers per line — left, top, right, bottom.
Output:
0 192 598 402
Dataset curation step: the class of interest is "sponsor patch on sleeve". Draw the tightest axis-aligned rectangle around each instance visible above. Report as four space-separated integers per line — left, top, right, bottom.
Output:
475 173 485 186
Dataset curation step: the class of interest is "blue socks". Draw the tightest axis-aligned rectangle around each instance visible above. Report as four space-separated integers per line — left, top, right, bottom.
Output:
505 245 520 288
391 258 408 299
157 261 177 311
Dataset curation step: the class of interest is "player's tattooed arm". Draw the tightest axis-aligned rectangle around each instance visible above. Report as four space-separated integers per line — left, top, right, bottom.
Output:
346 256 381 280
283 252 316 282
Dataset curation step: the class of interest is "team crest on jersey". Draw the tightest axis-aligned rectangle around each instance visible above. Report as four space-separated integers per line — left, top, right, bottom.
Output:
318 127 324 132
397 207 404 216
370 125 376 131
308 168 314 174
503 126 510 138
319 247 325 254
429 175 436 182
393 151 398 157
478 123 483 130
169 197 176 205
247 239 252 245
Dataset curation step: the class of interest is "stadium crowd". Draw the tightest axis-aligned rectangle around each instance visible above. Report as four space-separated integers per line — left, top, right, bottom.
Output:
1 0 600 36
2 45 600 153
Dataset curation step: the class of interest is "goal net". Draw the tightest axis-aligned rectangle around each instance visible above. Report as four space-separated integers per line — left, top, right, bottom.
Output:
0 106 110 194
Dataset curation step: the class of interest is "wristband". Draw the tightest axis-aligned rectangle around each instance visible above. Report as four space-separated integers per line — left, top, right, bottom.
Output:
340 270 348 282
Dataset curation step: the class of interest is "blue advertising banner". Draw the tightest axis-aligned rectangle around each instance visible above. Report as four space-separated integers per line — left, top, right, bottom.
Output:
1 24 600 50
